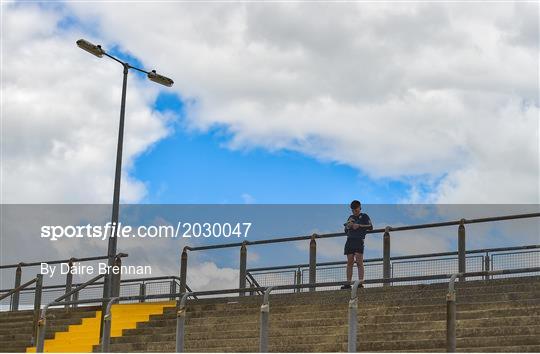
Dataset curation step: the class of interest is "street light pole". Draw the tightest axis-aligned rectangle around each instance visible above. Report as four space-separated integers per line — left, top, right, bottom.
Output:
103 63 128 301
76 39 173 341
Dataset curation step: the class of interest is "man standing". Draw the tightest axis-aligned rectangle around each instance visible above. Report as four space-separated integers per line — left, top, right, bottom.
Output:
341 200 373 289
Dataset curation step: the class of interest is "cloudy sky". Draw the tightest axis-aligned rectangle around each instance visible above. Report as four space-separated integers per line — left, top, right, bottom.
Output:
1 2 539 293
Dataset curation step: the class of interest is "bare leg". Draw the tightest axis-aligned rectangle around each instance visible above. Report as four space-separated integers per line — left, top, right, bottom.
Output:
346 254 355 283
355 253 364 282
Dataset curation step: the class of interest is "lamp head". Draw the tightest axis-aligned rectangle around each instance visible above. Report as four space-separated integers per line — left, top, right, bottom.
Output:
76 39 105 58
148 70 174 87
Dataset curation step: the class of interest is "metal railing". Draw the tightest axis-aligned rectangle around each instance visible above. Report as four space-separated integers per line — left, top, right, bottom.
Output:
246 245 540 291
33 266 540 353
0 274 43 344
0 254 128 311
0 275 197 310
180 212 540 295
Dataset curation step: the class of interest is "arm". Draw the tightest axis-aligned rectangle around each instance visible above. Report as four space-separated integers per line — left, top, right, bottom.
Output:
352 215 373 230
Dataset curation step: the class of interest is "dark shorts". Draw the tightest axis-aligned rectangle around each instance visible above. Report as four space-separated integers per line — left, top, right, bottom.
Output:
344 237 364 255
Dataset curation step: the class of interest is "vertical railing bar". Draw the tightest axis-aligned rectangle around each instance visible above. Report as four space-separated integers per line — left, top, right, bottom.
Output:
259 287 274 352
383 227 391 287
458 219 466 282
101 297 119 352
180 248 188 294
176 292 190 352
12 264 22 311
446 273 459 352
64 259 74 310
309 234 317 292
348 280 361 352
239 242 248 297
32 274 43 345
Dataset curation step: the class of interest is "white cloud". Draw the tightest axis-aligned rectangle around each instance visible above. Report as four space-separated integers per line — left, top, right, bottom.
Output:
186 261 238 291
60 1 539 203
2 3 175 203
241 193 256 204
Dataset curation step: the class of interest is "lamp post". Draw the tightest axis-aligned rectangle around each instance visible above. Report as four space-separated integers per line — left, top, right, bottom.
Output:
76 39 173 339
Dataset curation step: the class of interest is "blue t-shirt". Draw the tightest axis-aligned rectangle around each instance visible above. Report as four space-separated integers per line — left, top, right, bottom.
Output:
345 213 372 240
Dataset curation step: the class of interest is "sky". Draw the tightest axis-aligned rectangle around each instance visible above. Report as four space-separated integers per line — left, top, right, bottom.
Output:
1 1 539 293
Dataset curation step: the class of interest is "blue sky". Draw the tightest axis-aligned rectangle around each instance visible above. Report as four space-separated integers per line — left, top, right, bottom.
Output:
138 91 412 204
88 28 414 205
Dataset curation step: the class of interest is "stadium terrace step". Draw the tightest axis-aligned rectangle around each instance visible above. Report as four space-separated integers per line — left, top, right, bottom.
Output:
90 275 540 352
1 275 539 352
0 308 99 353
23 302 174 353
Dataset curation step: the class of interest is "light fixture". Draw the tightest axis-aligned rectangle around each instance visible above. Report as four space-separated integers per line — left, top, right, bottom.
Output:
148 70 174 87
76 39 105 58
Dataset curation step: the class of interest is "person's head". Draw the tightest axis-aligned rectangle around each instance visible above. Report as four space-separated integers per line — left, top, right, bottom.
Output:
350 200 361 216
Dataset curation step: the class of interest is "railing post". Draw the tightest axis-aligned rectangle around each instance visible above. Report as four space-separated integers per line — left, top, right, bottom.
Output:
64 258 74 310
239 241 248 296
458 219 466 282
176 292 190 352
484 254 490 281
295 267 302 293
12 264 22 311
36 305 50 353
348 280 361 352
72 289 79 309
170 280 177 301
32 274 43 345
101 297 119 353
111 256 122 297
383 227 391 287
259 287 274 353
180 247 188 294
139 283 146 303
446 274 458 352
309 234 317 292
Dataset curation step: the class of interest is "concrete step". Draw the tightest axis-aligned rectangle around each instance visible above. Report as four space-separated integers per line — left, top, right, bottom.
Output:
0 312 96 328
456 345 540 352
0 307 98 320
119 334 540 352
164 297 540 321
127 314 539 336
358 334 540 351
184 280 540 309
178 303 540 326
179 288 540 313
395 344 540 352
113 324 540 344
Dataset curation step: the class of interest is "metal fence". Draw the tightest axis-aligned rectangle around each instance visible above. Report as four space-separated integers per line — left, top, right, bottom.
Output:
180 212 540 296
0 277 181 311
248 246 540 292
491 250 540 279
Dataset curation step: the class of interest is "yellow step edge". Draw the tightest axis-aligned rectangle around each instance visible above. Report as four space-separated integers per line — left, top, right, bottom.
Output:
27 301 175 353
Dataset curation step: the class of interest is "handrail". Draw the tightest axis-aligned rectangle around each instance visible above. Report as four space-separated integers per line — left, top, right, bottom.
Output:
42 266 540 307
54 274 106 303
101 297 119 352
246 244 540 272
446 273 460 352
245 272 264 295
0 277 38 301
185 212 540 251
0 275 183 293
0 274 198 304
0 253 128 269
259 286 274 352
176 292 191 352
348 280 361 352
